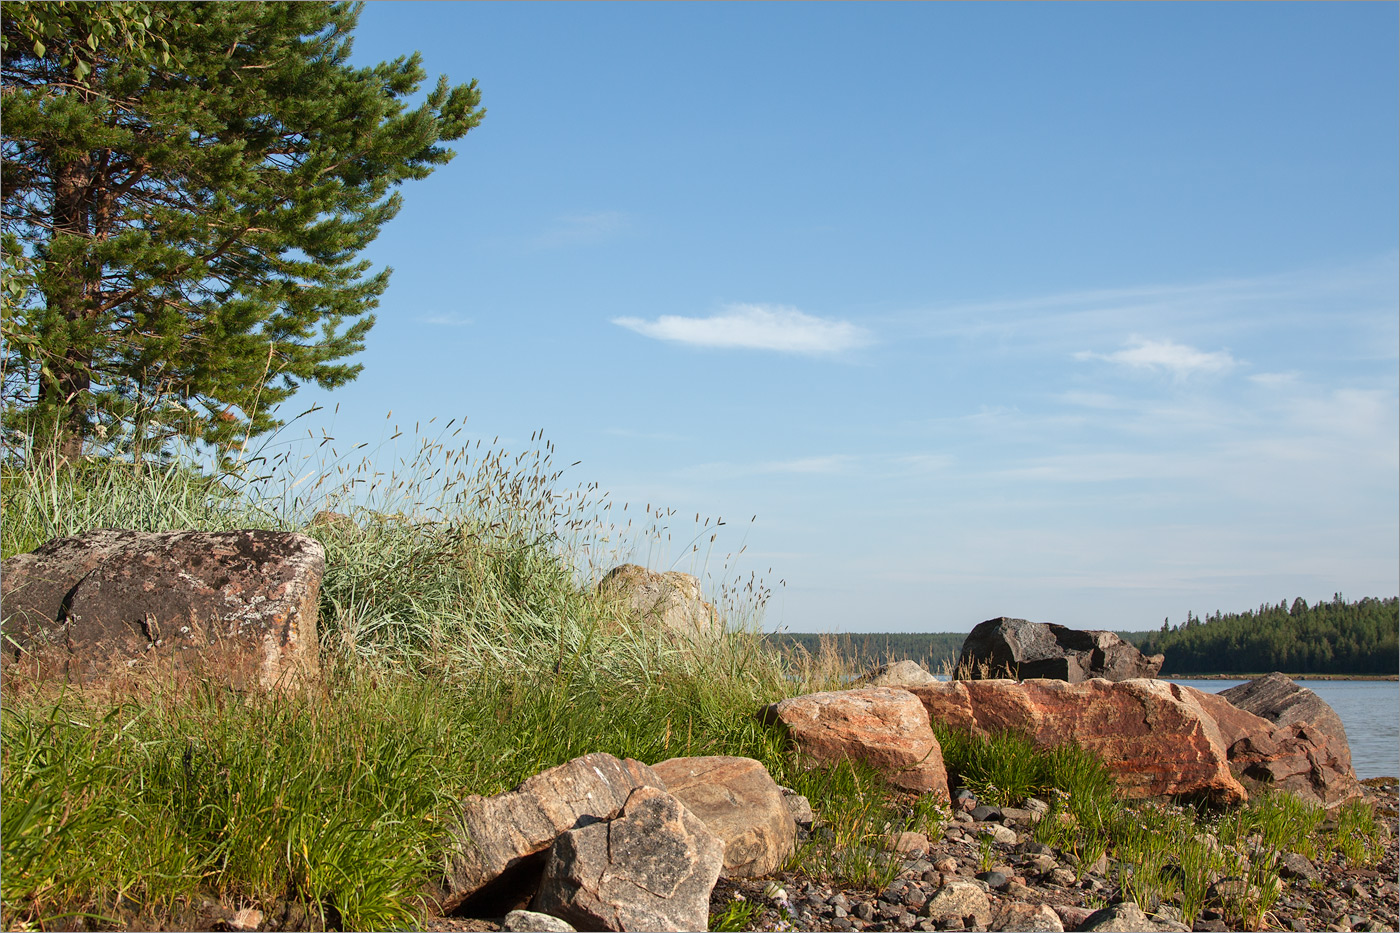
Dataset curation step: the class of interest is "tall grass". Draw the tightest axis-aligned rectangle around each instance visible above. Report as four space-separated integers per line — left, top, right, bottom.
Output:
0 425 799 929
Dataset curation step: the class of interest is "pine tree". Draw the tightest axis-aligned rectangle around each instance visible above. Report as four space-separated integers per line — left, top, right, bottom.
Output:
2 1 483 461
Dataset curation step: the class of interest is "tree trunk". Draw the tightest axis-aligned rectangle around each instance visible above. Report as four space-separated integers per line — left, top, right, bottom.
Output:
39 154 101 463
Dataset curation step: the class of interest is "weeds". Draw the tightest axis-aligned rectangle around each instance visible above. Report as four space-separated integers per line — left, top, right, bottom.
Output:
781 759 904 889
710 895 763 932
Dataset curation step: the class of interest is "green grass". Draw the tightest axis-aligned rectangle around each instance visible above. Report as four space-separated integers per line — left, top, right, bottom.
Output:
1 430 1390 931
0 429 803 929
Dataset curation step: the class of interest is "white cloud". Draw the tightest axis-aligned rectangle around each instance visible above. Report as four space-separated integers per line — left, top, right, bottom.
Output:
1075 336 1237 377
533 211 629 248
418 312 472 327
756 455 853 474
1249 371 1300 388
613 303 873 355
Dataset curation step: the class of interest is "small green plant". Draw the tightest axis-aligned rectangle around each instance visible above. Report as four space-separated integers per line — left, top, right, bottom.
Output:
1177 833 1223 925
1330 799 1383 866
710 895 762 932
976 832 997 872
781 759 903 889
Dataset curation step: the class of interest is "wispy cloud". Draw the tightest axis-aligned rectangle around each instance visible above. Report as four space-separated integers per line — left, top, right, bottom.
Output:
1075 336 1238 377
533 211 629 248
613 303 873 355
757 455 853 474
1249 371 1300 388
604 427 689 442
418 312 473 327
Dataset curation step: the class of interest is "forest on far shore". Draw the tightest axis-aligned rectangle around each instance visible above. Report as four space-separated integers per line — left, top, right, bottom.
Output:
768 595 1399 676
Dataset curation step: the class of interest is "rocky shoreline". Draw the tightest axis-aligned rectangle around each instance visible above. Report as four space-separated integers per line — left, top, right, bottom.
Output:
417 777 1397 933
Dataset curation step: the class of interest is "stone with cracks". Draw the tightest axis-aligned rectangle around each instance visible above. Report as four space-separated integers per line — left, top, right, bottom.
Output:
861 659 939 687
921 880 992 928
910 678 1248 803
443 753 665 913
0 528 323 691
598 564 717 639
531 785 724 933
651 755 795 878
1188 683 1361 810
761 687 949 800
957 617 1164 682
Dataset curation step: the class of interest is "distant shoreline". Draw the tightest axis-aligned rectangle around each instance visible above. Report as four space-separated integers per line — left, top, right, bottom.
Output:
1166 672 1398 681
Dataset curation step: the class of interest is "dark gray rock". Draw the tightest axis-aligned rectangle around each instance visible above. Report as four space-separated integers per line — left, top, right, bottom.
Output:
1276 850 1321 883
1079 901 1187 931
0 528 323 691
969 805 1001 822
974 870 1007 889
956 617 1164 682
1220 673 1351 760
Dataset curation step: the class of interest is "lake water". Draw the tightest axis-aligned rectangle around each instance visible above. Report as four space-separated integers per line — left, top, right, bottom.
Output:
1169 678 1400 780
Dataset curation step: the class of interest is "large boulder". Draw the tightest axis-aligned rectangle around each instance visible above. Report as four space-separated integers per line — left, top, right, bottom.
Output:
651 755 795 877
761 687 949 801
0 528 323 691
1190 678 1361 810
1219 672 1350 749
443 753 665 914
909 678 1247 803
598 564 716 638
957 617 1163 682
531 785 724 933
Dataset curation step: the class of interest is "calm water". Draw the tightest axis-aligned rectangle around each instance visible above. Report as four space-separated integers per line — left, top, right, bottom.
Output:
1169 679 1400 780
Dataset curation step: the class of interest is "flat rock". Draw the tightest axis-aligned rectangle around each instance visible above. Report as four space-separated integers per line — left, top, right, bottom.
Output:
761 687 949 800
1 528 323 690
531 785 724 932
651 755 795 877
957 617 1163 682
443 753 664 913
910 678 1247 803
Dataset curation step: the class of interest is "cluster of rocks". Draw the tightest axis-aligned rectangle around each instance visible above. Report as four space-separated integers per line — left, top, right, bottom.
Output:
0 529 719 690
762 668 1359 811
423 756 1396 933
702 780 1399 933
421 662 1378 932
434 751 803 932
2 532 1391 932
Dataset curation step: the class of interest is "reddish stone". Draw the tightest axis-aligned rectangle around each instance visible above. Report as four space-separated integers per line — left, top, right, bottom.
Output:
909 678 1247 804
762 687 949 801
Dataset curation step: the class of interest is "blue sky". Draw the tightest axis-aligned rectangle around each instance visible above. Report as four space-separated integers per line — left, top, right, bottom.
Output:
281 2 1398 634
